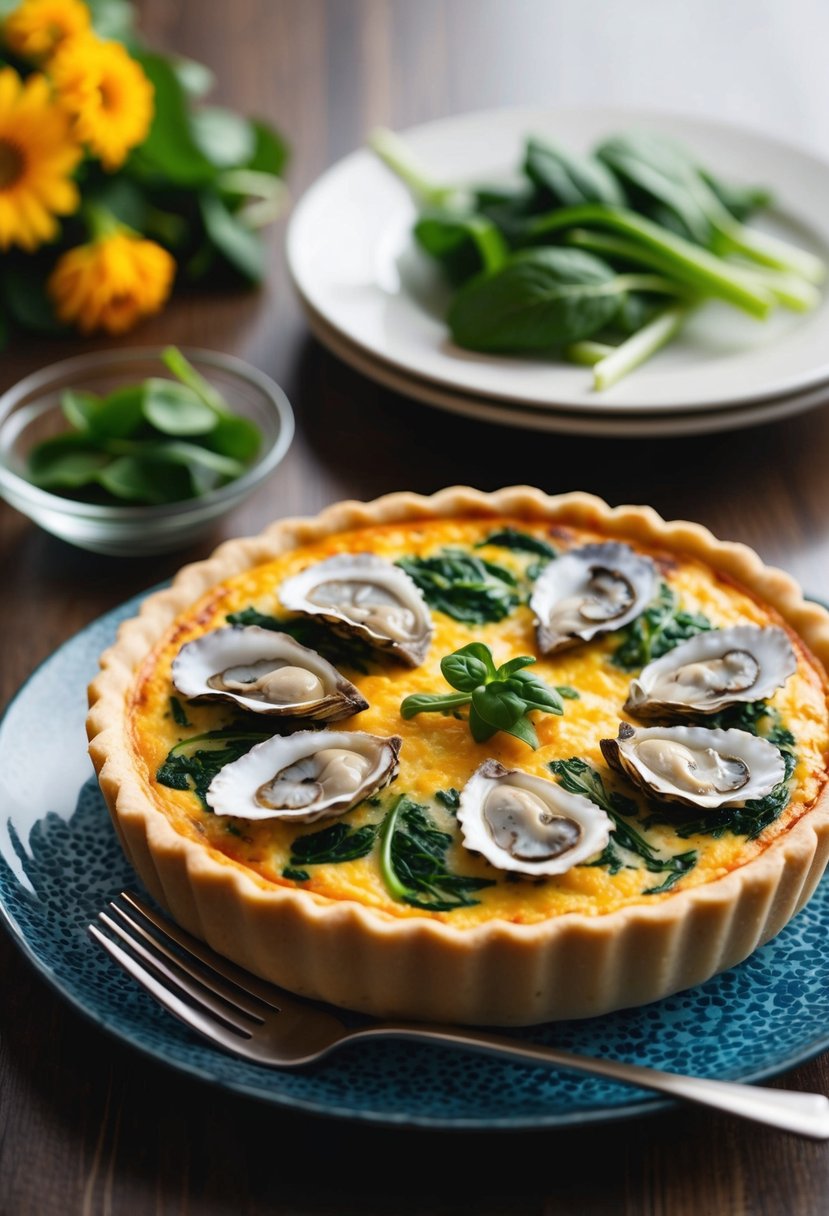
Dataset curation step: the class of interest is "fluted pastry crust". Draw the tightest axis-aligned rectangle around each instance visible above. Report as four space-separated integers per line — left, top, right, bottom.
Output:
87 488 829 1024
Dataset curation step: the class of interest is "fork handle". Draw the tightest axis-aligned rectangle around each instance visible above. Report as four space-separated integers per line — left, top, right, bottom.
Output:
346 1024 829 1138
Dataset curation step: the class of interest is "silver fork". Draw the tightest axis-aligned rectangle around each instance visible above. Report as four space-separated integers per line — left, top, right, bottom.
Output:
89 891 829 1138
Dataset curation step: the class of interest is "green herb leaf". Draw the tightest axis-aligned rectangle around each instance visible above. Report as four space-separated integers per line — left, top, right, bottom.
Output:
225 607 375 673
156 729 269 807
400 692 472 718
142 379 219 436
396 550 520 624
282 867 310 882
441 643 494 690
129 52 217 186
549 757 697 893
525 136 625 209
27 442 111 490
448 247 624 353
476 528 557 559
169 696 191 728
611 582 712 670
414 209 507 285
61 390 102 432
435 788 460 812
379 795 495 911
289 821 380 866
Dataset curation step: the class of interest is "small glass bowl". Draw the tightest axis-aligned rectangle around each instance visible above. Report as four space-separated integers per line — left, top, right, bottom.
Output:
0 348 294 556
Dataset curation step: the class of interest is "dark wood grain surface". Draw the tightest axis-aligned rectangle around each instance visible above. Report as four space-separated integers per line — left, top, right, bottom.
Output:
3 2 829 1212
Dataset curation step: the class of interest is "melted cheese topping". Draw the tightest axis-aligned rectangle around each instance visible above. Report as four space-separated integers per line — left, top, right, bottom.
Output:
130 518 829 926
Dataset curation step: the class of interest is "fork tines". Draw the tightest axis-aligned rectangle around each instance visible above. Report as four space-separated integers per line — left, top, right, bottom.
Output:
89 892 281 1047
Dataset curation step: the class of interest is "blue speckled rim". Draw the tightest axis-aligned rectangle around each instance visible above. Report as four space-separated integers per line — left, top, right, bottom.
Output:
1 594 829 1131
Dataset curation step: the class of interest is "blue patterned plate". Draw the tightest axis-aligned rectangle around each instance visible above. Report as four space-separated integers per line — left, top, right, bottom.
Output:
2 595 829 1129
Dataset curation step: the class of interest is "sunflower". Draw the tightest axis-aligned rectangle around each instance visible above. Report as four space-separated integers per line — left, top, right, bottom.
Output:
3 0 91 61
0 67 81 251
50 35 153 170
48 229 176 334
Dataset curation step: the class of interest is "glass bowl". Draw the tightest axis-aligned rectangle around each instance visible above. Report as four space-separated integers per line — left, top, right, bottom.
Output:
0 348 294 556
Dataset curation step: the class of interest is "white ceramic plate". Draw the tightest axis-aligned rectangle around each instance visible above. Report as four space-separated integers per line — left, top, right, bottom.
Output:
300 295 829 438
287 106 829 415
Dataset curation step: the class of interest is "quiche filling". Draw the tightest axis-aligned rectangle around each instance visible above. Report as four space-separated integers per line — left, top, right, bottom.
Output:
129 517 829 927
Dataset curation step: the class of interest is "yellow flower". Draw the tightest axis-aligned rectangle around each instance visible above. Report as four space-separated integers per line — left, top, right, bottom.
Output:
50 35 153 170
4 0 90 60
0 67 81 251
48 231 176 334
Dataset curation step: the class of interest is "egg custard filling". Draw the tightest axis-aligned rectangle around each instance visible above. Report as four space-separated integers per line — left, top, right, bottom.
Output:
128 515 829 929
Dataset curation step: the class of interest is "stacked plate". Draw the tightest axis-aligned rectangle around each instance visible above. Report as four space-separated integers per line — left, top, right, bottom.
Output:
287 107 829 437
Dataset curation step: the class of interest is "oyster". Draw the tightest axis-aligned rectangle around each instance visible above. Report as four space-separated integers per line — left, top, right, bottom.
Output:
601 722 785 809
458 759 613 876
530 542 657 654
625 624 797 719
206 729 401 822
171 626 368 721
279 553 433 666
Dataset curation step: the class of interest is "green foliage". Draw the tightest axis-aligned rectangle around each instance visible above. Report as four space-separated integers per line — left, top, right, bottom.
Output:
475 528 557 559
288 821 380 867
549 757 697 894
156 729 269 807
379 795 494 911
25 348 261 506
401 641 568 750
611 582 712 670
373 124 823 389
225 607 375 674
396 549 520 624
448 248 625 352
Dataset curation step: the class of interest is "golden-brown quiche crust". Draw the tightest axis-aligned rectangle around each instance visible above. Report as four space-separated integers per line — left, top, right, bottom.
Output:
87 488 829 1024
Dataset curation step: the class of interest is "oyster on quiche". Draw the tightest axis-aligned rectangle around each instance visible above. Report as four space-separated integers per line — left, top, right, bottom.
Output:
206 729 402 822
530 542 658 654
601 722 786 809
624 624 797 720
171 625 368 721
279 552 433 666
458 759 613 876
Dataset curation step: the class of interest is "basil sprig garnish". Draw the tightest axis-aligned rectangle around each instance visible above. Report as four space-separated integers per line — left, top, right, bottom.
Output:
401 642 577 749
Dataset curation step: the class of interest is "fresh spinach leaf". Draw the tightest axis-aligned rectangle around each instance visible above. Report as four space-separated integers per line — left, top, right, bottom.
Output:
448 247 624 352
525 136 625 209
414 210 507 285
379 795 494 911
435 787 460 812
282 866 310 882
168 696 191 727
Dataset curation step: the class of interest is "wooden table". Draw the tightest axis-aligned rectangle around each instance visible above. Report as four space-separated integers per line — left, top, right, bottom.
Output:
3 1 829 1211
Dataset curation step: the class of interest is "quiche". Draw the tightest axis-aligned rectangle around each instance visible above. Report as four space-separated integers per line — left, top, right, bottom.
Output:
87 487 829 1025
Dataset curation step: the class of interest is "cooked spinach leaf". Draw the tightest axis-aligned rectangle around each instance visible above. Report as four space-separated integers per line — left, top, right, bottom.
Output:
549 757 697 893
435 787 460 812
168 695 191 727
611 582 712 670
226 606 374 673
282 866 310 882
156 729 268 806
396 549 520 623
379 795 495 911
476 528 557 559
288 821 380 867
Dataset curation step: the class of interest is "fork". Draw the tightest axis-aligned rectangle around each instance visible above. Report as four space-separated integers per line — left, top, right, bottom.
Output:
89 891 829 1138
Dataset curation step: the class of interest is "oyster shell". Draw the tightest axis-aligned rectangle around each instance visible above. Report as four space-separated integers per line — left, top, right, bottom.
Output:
171 626 368 721
279 553 433 666
530 542 657 654
601 722 785 809
457 759 613 876
625 624 797 719
206 729 401 822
